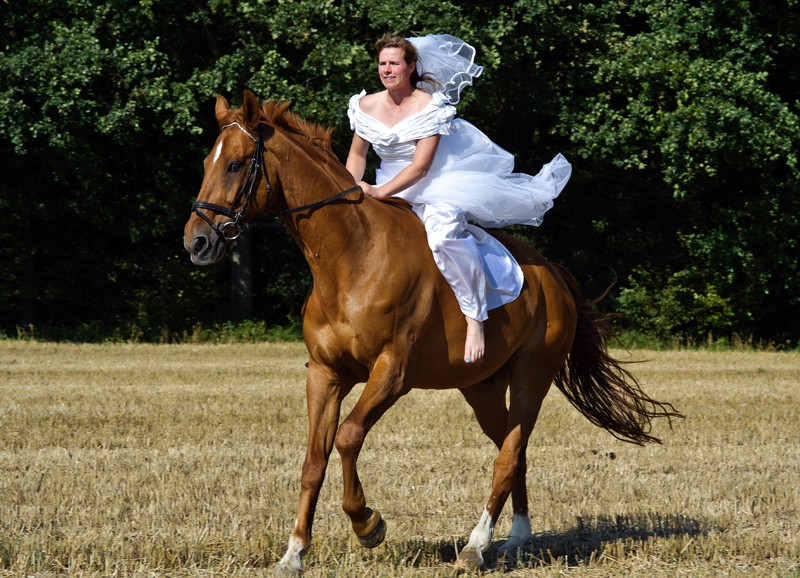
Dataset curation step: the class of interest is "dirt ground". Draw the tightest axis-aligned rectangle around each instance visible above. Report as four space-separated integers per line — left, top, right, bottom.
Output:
1 341 798 576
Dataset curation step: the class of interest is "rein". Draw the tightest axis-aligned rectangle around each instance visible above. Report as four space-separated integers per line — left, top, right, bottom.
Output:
191 122 361 240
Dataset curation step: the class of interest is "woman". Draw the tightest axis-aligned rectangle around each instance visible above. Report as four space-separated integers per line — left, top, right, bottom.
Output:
346 33 571 364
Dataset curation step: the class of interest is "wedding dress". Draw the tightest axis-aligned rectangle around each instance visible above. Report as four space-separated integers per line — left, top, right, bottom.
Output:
348 35 571 321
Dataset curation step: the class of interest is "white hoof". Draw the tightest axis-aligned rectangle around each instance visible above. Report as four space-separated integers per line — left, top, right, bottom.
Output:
456 508 495 572
273 562 302 576
455 545 484 572
277 536 305 575
499 536 528 554
499 513 531 553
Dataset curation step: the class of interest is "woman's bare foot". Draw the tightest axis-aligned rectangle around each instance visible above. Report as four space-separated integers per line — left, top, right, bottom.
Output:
464 317 485 363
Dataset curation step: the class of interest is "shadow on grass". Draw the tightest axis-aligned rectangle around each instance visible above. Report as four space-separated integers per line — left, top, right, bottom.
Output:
397 513 710 571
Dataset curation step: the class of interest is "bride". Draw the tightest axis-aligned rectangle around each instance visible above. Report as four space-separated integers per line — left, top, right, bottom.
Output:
346 33 572 364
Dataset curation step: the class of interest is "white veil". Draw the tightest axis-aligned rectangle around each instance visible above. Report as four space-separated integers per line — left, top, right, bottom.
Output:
408 34 484 105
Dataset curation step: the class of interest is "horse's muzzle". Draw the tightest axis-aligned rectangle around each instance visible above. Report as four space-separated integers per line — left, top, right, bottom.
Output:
185 231 226 265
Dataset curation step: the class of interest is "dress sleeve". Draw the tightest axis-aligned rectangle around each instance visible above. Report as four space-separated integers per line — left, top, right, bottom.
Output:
347 90 456 146
401 92 457 140
347 90 379 143
347 91 365 131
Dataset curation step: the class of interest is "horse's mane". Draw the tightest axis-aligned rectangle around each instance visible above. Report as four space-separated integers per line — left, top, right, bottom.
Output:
260 101 334 154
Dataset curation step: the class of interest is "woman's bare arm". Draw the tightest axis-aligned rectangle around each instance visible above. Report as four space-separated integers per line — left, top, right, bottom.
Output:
346 132 370 182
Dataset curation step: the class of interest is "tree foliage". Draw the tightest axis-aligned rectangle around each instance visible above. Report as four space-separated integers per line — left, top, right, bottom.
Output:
2 0 799 340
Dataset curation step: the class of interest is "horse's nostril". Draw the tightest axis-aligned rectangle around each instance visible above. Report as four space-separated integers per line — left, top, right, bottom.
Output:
191 235 208 254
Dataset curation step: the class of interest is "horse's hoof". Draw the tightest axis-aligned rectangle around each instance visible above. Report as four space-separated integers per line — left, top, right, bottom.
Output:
272 563 302 576
497 541 525 557
455 546 484 573
355 509 386 549
496 545 520 568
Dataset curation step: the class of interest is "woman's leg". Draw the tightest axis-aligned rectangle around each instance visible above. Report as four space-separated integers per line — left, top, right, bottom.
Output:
414 204 487 363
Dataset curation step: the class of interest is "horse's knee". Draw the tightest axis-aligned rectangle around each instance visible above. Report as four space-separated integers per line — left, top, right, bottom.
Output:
334 420 364 458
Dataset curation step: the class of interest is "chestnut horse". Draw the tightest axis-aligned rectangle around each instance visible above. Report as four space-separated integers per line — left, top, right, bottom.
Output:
183 91 680 574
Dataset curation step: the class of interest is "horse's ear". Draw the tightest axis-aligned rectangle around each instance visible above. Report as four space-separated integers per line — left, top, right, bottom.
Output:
242 90 261 130
215 94 230 124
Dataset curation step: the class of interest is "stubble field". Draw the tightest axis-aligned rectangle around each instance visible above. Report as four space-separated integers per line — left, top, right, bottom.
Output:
0 341 798 577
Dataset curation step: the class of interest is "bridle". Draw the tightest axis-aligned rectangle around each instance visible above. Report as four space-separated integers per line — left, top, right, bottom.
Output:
191 121 361 241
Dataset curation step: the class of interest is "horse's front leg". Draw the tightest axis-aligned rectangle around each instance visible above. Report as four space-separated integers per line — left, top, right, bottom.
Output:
334 354 407 548
277 362 353 575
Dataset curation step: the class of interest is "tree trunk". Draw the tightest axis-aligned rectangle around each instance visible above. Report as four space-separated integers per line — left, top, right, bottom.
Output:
17 257 39 330
230 231 253 320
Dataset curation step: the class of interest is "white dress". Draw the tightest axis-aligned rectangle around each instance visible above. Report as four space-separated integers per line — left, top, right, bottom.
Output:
348 35 572 321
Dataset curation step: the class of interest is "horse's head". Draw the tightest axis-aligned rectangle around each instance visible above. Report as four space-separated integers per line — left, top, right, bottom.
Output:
184 90 275 265
185 90 355 265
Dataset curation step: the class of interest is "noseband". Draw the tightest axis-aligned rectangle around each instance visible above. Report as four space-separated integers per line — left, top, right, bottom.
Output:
191 122 361 241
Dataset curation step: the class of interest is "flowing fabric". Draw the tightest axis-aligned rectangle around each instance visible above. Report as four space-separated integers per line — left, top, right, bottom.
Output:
348 34 572 320
412 203 524 320
407 34 484 105
348 90 571 229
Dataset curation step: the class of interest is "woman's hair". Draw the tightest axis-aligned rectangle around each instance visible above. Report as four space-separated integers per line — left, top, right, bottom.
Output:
375 33 440 92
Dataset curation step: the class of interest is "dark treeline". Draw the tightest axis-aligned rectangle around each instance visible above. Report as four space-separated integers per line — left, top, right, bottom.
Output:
2 0 799 342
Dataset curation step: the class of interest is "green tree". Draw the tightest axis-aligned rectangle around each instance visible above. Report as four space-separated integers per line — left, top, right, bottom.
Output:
2 0 799 341
549 0 800 338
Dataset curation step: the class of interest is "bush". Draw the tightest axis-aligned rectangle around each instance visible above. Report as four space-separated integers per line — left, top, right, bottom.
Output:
617 269 734 339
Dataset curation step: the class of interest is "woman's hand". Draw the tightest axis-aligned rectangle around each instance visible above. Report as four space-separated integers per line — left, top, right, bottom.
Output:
358 181 385 198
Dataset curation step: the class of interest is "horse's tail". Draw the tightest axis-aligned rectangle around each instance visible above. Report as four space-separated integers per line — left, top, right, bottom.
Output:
550 263 683 445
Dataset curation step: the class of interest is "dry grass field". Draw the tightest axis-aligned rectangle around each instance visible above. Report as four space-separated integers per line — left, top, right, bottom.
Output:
1 340 798 577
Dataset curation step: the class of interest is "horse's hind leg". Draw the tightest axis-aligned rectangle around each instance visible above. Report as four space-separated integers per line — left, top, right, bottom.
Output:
457 354 562 571
460 380 533 550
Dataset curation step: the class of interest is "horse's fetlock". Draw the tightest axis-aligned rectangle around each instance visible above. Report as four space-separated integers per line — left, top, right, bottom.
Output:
278 534 307 575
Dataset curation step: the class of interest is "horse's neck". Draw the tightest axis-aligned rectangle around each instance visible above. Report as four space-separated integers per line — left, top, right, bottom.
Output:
279 141 386 281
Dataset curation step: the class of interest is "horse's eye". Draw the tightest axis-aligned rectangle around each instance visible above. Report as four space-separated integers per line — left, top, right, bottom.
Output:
228 161 243 174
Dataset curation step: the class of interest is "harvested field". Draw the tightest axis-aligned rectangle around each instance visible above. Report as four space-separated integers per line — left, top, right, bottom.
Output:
1 341 798 577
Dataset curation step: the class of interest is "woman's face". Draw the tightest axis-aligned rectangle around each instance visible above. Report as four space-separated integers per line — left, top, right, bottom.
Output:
378 47 415 90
